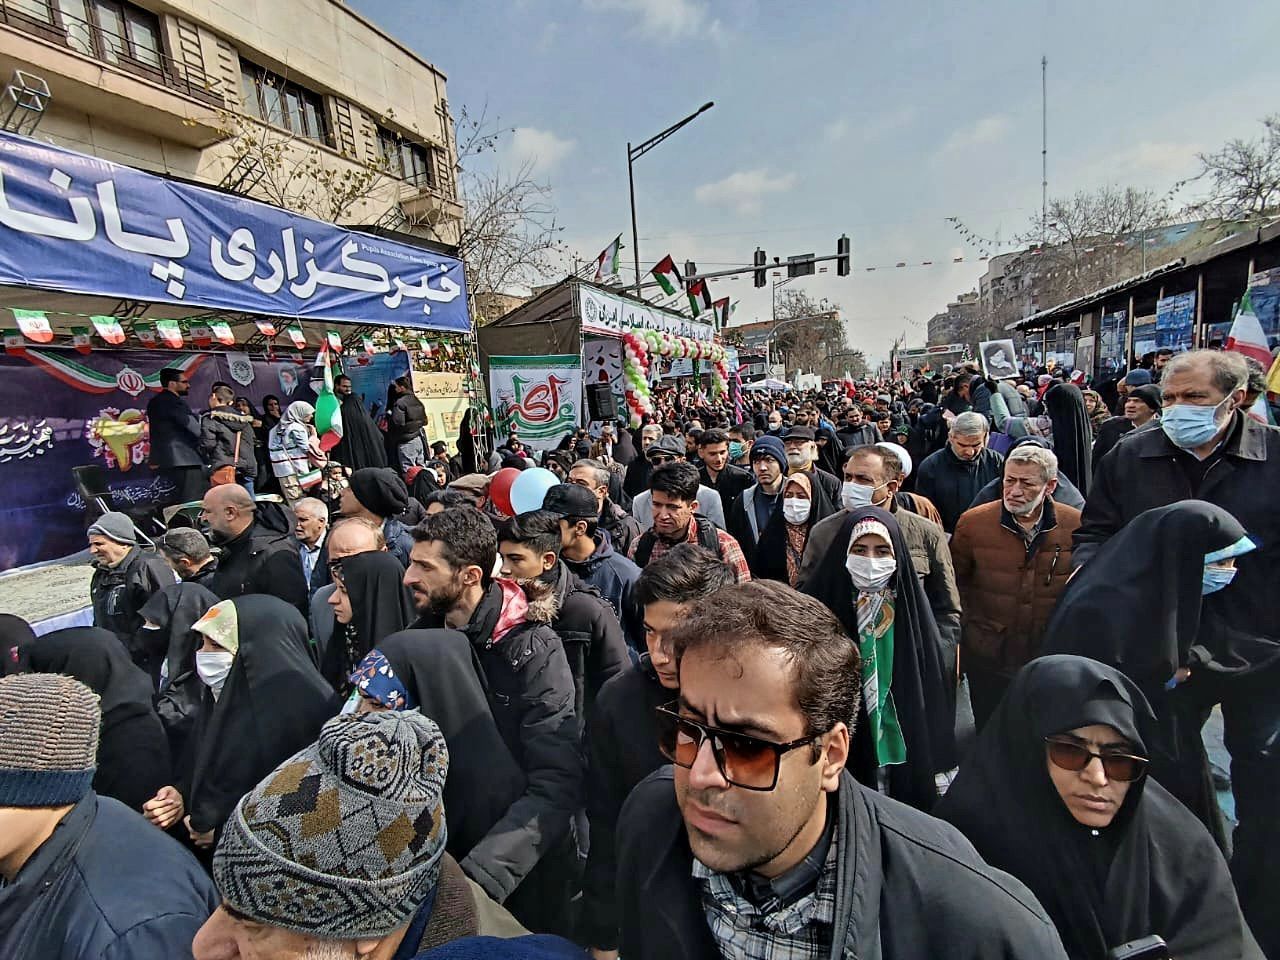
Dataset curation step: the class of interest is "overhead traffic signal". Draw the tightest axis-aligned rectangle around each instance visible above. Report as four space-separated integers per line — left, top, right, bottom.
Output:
837 234 851 276
753 248 767 288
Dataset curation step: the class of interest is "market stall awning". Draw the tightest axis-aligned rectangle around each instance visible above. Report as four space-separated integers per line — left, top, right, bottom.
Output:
0 131 468 334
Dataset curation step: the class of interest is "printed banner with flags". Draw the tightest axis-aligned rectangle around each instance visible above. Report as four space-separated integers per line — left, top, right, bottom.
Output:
687 278 712 318
313 347 344 452
651 255 682 296
594 235 623 282
1225 292 1273 367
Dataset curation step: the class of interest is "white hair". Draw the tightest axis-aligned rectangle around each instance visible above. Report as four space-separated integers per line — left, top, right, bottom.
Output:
951 412 989 437
293 497 329 521
1006 445 1058 482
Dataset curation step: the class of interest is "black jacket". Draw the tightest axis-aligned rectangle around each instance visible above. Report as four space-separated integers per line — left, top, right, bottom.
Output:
563 531 643 650
1091 414 1136 465
699 462 754 511
581 658 670 950
0 793 217 960
598 499 640 558
145 388 202 468
836 422 881 448
805 465 842 505
617 769 1068 960
1075 412 1280 641
539 563 629 734
200 408 256 474
623 456 652 498
389 392 428 445
417 582 583 919
90 547 174 652
207 522 309 617
915 444 1005 532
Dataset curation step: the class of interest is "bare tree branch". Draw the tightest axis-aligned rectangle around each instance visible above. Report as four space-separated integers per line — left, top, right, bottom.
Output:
1185 114 1280 222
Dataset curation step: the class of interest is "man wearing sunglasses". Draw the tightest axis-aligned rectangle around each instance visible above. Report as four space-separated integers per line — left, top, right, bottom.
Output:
628 435 727 533
615 581 1068 960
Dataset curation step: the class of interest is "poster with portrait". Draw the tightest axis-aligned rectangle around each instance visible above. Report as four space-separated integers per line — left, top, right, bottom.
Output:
979 339 1018 379
1074 335 1096 379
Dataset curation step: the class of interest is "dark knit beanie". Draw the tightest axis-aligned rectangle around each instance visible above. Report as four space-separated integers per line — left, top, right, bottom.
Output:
213 710 449 939
0 674 100 805
1129 384 1163 413
350 467 409 519
749 435 787 473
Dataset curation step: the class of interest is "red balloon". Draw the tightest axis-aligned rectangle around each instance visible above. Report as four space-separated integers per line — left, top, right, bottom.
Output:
488 467 520 517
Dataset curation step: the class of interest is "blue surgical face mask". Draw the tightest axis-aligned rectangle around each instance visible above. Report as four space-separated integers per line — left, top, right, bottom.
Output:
728 441 745 460
1160 395 1232 450
1202 565 1236 596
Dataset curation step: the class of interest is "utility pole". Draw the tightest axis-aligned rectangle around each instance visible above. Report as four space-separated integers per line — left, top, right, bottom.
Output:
1041 55 1048 245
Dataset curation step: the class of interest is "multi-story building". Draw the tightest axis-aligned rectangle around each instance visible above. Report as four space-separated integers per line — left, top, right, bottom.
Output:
0 0 463 245
926 290 981 347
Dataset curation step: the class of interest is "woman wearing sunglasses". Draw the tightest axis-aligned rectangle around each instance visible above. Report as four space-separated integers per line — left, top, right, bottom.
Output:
936 655 1260 960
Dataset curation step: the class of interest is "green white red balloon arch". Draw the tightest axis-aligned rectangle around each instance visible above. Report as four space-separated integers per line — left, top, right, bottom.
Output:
621 328 728 427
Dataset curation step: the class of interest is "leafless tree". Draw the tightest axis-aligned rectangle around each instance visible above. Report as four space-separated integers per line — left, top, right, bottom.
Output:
1185 114 1280 222
771 289 867 379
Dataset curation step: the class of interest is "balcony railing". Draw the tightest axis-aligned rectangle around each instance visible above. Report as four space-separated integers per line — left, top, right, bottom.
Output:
0 0 223 106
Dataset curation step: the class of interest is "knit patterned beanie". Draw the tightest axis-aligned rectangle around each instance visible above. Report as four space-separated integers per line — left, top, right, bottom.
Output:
0 674 101 806
213 710 449 939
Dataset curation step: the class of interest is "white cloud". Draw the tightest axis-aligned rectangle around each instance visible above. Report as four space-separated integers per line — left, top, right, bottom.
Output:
508 126 576 175
938 114 1011 155
694 169 798 215
823 119 849 143
582 0 714 39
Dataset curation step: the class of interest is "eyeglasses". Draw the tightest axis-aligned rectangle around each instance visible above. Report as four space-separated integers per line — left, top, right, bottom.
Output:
649 454 676 465
1044 736 1148 782
655 702 817 791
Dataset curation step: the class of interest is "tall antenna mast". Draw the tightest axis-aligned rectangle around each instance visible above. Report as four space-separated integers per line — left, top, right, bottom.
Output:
1041 55 1048 243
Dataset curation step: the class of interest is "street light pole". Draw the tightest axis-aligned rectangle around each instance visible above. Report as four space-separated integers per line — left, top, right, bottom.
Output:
627 101 714 295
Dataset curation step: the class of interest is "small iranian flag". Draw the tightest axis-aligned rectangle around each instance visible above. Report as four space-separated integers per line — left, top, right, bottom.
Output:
362 335 376 356
286 326 307 350
134 323 156 346
71 326 93 354
687 279 712 317
255 319 278 338
90 315 126 345
393 337 407 353
443 340 455 358
326 331 343 352
190 324 212 348
712 297 731 330
209 320 235 345
594 234 623 281
650 255 682 295
12 309 53 343
1225 291 1274 367
419 337 434 358
314 347 344 452
155 319 183 348
3 329 25 352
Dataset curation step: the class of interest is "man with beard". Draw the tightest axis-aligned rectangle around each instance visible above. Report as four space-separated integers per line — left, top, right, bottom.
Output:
498 510 629 731
615 581 1067 960
624 423 666 498
950 445 1079 729
146 367 205 505
200 484 309 616
569 458 640 557
836 405 880 448
403 507 582 934
781 425 842 502
330 373 388 470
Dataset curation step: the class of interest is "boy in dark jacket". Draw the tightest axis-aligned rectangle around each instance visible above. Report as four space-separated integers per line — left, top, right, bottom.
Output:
0 673 217 960
200 384 257 493
389 375 429 470
405 507 582 936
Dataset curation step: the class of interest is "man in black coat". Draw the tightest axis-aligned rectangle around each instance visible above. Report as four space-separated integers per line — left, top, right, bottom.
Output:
88 511 174 657
581 543 735 958
200 484 309 616
388 375 428 470
405 507 581 935
1074 350 1280 957
914 411 1004 532
623 423 664 498
146 366 205 504
1090 383 1161 465
615 581 1068 960
696 428 754 513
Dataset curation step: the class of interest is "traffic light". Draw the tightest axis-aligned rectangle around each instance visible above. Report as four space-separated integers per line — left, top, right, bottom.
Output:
684 260 697 281
837 234 851 276
753 248 767 288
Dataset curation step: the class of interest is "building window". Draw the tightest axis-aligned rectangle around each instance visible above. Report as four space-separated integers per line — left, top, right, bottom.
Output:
240 60 329 144
5 0 164 68
376 126 434 188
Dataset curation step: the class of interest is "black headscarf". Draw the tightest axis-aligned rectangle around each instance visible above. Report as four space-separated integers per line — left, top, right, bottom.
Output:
457 408 479 475
324 550 416 689
0 613 36 676
801 505 956 810
814 425 844 477
26 627 172 812
139 582 220 689
374 630 527 861
333 389 390 470
752 471 840 584
1043 383 1093 497
184 595 338 835
935 656 1261 960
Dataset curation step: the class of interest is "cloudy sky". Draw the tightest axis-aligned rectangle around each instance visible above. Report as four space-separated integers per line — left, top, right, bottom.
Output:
353 0 1279 363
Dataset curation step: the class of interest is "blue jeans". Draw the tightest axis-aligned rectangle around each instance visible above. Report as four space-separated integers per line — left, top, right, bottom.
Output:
397 435 426 471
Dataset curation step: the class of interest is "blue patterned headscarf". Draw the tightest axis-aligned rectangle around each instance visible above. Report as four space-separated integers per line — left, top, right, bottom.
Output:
349 649 413 710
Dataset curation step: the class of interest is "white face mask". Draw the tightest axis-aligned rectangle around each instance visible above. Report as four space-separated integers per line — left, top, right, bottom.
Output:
782 498 810 524
841 480 883 511
196 649 235 700
845 554 896 592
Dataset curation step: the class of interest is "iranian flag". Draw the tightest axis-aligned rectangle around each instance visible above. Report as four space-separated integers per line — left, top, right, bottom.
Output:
90 315 126 345
314 347 344 452
651 255 682 295
594 234 623 281
687 279 712 317
1225 291 1273 367
209 320 236 345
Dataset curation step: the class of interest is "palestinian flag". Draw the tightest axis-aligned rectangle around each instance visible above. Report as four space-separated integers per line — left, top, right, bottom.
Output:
712 297 731 330
313 346 344 453
594 234 623 281
90 315 126 345
651 255 682 295
687 279 712 317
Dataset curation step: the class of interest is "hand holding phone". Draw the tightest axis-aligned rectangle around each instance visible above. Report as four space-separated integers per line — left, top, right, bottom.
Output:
1107 934 1169 959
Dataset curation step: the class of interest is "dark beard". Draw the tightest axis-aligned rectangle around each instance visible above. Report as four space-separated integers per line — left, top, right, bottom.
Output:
424 576 464 617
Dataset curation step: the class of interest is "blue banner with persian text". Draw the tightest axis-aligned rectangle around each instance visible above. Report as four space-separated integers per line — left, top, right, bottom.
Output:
0 131 468 331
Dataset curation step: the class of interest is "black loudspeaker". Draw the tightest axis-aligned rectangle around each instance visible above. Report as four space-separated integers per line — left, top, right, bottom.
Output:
586 383 617 421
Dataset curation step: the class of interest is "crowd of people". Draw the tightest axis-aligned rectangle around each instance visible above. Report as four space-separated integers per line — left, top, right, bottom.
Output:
2 345 1278 959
